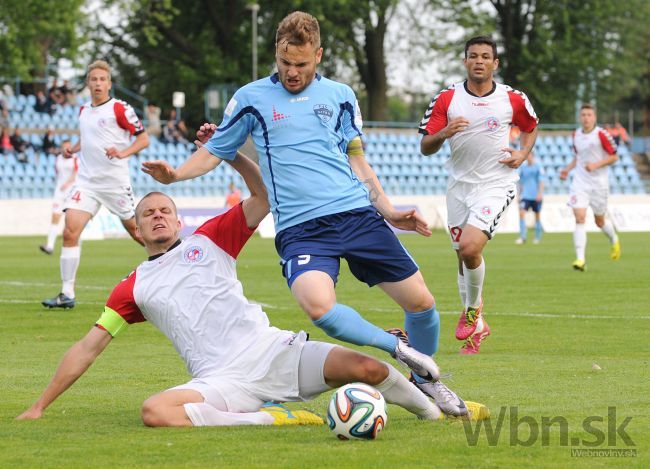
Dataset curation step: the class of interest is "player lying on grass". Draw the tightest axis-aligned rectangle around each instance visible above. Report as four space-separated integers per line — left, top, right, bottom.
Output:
17 153 489 426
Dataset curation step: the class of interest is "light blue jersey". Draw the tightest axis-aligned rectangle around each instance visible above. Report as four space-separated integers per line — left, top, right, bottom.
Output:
518 162 545 200
204 73 370 232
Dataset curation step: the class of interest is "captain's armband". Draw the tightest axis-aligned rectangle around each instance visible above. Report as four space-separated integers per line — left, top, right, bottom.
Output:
347 137 364 157
95 307 129 338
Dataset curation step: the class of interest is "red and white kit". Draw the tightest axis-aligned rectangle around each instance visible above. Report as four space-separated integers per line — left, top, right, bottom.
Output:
52 153 78 214
419 81 538 244
65 98 144 219
98 205 312 412
568 126 617 215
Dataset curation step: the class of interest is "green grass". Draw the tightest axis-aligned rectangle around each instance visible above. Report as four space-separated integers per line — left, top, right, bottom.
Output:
1 232 648 467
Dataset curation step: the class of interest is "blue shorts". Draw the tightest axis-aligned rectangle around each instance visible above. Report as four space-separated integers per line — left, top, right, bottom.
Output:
275 206 419 288
520 199 542 213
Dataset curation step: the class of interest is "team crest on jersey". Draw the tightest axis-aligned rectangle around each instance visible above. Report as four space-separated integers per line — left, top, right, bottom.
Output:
313 104 333 123
486 116 499 131
183 246 204 263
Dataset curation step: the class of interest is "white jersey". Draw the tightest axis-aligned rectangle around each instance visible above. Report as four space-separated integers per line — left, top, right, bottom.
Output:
100 204 295 380
571 126 617 190
76 98 144 190
419 81 538 185
54 153 78 188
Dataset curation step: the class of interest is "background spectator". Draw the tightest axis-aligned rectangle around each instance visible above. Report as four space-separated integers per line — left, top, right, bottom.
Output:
42 127 59 154
10 128 30 163
145 103 162 138
1 127 13 154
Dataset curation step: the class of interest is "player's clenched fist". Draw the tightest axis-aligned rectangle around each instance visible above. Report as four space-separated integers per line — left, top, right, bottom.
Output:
142 160 177 184
195 123 217 147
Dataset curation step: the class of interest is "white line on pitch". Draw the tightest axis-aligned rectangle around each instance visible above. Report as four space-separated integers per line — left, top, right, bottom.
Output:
0 281 108 291
251 303 648 320
0 299 104 305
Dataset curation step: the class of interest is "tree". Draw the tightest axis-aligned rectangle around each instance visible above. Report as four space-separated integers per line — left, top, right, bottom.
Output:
427 0 646 123
0 0 86 81
96 0 412 124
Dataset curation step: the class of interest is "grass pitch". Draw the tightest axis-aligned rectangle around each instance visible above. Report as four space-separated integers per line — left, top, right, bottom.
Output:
1 231 648 467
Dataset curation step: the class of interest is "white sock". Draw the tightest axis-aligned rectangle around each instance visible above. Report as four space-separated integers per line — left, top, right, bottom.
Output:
46 224 59 250
60 246 81 298
374 364 441 421
457 272 466 307
600 220 618 244
184 402 274 426
573 224 587 261
463 259 485 309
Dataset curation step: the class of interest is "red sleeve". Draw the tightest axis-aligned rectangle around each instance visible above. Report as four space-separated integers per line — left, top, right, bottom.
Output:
194 203 255 259
114 101 145 136
103 271 146 324
418 88 454 135
598 129 617 155
508 90 538 133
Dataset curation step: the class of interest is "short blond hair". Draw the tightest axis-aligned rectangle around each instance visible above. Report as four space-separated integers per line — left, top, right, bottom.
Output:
86 60 111 81
276 11 321 50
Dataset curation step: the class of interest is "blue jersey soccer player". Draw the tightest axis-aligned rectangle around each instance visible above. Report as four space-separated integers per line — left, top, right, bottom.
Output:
516 153 545 244
142 11 481 417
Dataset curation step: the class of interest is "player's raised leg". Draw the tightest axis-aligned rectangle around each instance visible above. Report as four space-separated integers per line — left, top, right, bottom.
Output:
594 213 620 260
456 225 488 340
291 271 439 380
42 209 92 309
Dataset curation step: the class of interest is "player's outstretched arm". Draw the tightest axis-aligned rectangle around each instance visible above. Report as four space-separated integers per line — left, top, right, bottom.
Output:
17 327 113 420
348 138 431 237
227 152 269 228
142 147 223 184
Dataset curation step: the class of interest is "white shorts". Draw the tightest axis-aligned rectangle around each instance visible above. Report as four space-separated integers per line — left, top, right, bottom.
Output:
63 184 136 220
568 184 608 216
446 180 517 249
169 334 336 413
52 186 73 215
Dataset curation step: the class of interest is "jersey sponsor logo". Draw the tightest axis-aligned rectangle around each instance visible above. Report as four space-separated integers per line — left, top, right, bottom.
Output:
224 97 237 116
486 116 499 131
290 96 309 103
183 245 204 263
313 104 334 123
473 102 489 107
272 106 289 121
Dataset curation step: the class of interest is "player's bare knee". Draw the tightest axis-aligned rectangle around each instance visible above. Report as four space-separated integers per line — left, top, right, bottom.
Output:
354 356 388 385
141 398 167 427
459 243 481 265
404 290 435 312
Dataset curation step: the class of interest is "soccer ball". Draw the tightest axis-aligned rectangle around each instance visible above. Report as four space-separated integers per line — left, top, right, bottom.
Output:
327 383 387 440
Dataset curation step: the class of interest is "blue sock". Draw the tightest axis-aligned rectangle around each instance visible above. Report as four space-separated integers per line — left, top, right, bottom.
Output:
313 304 398 354
535 220 543 240
519 218 527 239
404 307 440 383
